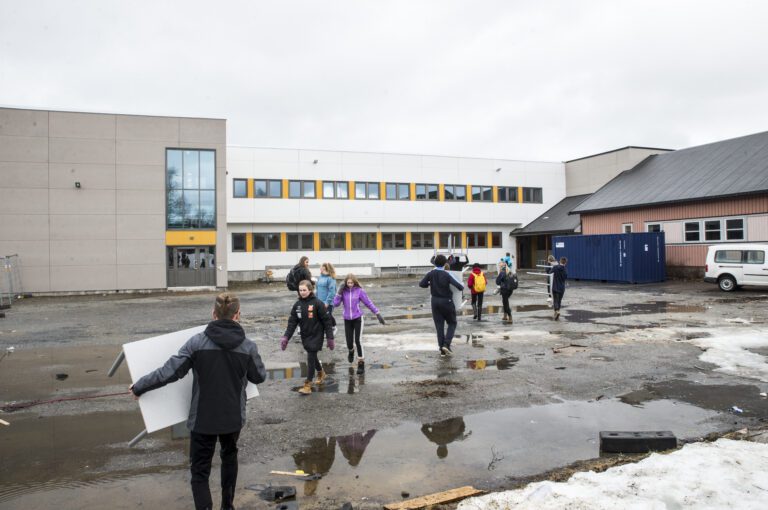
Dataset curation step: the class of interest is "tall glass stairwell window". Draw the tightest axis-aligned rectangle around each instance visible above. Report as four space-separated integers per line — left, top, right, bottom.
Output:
167 149 216 229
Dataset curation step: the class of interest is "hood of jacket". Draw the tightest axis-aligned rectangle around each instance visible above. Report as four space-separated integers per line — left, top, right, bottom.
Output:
204 319 245 350
471 267 482 275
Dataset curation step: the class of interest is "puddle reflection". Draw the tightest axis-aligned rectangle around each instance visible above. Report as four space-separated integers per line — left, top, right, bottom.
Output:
421 417 470 459
466 356 519 370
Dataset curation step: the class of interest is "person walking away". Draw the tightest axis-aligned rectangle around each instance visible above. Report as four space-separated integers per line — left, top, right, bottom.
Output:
419 254 465 356
280 280 335 394
467 263 487 321
546 255 557 306
547 257 568 320
496 261 518 322
316 262 338 334
286 256 312 296
130 292 267 510
332 273 386 374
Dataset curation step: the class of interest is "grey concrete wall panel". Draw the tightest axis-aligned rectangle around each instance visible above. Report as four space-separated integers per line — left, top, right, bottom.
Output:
49 112 116 140
51 266 117 292
49 163 116 190
0 135 48 162
51 239 116 266
0 214 49 241
116 140 168 166
0 239 50 267
117 264 166 290
49 138 116 165
49 215 116 240
49 189 116 215
116 239 164 265
116 164 165 190
0 188 49 214
117 115 179 141
0 162 49 188
180 119 226 144
0 108 48 137
116 214 165 240
20 266 51 293
116 189 164 215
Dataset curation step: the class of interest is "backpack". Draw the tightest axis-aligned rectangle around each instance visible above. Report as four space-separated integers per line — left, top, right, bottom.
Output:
511 273 519 290
472 272 487 293
286 267 299 291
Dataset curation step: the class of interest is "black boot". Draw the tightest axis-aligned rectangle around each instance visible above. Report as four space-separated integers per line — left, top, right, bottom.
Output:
356 360 365 374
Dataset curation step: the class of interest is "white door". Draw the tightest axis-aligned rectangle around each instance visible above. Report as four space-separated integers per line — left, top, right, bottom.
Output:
742 249 767 286
714 249 744 284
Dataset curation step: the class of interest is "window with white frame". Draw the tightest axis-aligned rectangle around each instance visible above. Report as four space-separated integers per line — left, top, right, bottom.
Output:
684 221 700 242
726 218 745 240
622 223 633 233
704 219 721 241
646 223 661 233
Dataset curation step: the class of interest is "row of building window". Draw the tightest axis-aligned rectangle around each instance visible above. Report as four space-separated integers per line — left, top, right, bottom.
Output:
232 231 503 252
636 217 746 242
232 179 543 203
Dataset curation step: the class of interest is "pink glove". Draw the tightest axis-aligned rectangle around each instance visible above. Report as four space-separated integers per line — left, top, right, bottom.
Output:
280 336 289 351
327 338 335 350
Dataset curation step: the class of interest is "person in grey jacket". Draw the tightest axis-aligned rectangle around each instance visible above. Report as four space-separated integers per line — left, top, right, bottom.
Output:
130 292 266 510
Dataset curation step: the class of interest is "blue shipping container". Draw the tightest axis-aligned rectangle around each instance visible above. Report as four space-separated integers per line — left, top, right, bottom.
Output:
552 233 666 283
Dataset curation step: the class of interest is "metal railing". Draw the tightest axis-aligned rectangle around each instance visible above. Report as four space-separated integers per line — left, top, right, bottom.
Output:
1 255 23 309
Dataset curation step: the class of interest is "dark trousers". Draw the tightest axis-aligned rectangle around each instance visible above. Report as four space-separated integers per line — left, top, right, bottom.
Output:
552 291 564 311
306 350 323 381
190 430 240 510
501 292 512 317
344 317 364 358
431 297 457 350
471 292 484 319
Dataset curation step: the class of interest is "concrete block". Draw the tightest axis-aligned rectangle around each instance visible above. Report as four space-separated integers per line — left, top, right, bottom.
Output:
179 118 226 144
599 431 677 453
116 140 168 166
116 239 164 265
116 264 166 290
50 111 115 139
0 135 49 162
49 189 116 215
49 137 116 164
116 189 164 214
0 108 48 137
49 163 116 190
50 214 116 240
116 164 165 190
116 214 165 240
116 115 179 141
50 239 116 266
0 162 48 188
0 214 49 241
0 188 49 214
50 265 117 292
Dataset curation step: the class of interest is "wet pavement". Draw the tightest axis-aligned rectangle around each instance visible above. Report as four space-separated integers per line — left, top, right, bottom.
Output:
1 277 768 508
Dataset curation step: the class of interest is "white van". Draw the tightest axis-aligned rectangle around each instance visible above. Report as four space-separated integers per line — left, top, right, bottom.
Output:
704 244 768 291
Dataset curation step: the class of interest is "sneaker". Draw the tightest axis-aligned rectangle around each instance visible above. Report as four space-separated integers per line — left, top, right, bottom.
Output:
298 381 312 395
441 346 453 356
348 350 354 363
554 310 560 321
493 288 500 295
333 326 338 336
356 360 365 375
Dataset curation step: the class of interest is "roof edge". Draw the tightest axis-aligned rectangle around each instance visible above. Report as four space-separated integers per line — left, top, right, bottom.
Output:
565 146 674 163
572 190 768 215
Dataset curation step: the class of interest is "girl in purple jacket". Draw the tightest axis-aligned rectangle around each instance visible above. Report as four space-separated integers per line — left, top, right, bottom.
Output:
332 273 386 374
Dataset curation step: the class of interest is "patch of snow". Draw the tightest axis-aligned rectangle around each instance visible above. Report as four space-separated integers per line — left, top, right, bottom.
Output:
685 327 768 382
458 439 768 510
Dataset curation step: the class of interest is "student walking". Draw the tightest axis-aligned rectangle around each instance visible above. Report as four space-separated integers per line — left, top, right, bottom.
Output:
130 292 267 510
286 255 312 295
467 263 487 321
547 257 568 320
419 254 464 356
332 273 386 374
496 261 518 322
316 262 338 332
280 280 335 394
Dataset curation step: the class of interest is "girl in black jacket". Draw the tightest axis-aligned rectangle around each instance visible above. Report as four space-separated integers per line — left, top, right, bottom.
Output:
280 280 335 395
495 262 517 323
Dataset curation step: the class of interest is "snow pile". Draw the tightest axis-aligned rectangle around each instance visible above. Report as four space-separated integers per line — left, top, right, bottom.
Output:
458 438 768 510
685 327 768 383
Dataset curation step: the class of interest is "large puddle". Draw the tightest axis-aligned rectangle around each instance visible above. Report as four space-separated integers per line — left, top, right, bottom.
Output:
0 398 720 509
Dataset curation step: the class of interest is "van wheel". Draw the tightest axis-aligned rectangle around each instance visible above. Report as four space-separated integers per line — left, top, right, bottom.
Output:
718 275 736 292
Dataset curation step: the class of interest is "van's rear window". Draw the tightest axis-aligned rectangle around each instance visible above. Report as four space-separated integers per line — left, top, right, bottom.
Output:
714 250 742 263
745 251 765 264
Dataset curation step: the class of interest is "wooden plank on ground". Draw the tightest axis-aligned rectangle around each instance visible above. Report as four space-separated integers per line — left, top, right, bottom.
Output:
384 486 484 510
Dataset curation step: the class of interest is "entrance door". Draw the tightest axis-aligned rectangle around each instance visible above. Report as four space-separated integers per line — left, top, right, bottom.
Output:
167 246 216 287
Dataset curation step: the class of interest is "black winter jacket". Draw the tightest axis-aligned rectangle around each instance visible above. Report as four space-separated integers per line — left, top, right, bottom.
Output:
284 294 334 352
495 270 517 296
547 264 568 294
291 264 312 287
419 268 464 299
132 320 266 435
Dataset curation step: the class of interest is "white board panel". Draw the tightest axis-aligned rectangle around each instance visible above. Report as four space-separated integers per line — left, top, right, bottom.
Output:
124 325 259 433
448 270 466 311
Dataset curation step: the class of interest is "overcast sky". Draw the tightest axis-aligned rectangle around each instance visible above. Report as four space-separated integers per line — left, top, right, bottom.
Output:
2 1 768 161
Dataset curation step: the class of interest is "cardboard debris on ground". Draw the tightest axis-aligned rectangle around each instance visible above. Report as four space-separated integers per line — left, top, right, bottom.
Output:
384 486 484 509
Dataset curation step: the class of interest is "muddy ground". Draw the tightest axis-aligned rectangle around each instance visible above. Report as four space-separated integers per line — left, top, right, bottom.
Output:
1 276 767 509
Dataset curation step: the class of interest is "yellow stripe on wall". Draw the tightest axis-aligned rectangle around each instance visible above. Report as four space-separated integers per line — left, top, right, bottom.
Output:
349 181 355 200
376 231 382 251
518 187 523 203
466 185 473 203
380 182 386 200
316 180 323 200
345 232 352 251
280 232 287 251
247 179 254 198
313 232 320 251
492 186 498 203
410 183 416 201
487 231 493 248
434 231 440 249
405 232 412 249
282 179 289 199
438 184 445 201
246 232 253 252
460 231 467 250
166 231 217 246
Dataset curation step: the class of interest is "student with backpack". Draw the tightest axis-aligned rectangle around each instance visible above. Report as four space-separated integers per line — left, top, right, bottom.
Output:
332 273 386 375
286 256 312 295
496 261 518 322
466 263 487 321
279 279 335 395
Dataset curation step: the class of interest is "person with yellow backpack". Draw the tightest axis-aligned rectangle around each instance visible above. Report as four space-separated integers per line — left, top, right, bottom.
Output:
467 263 487 321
